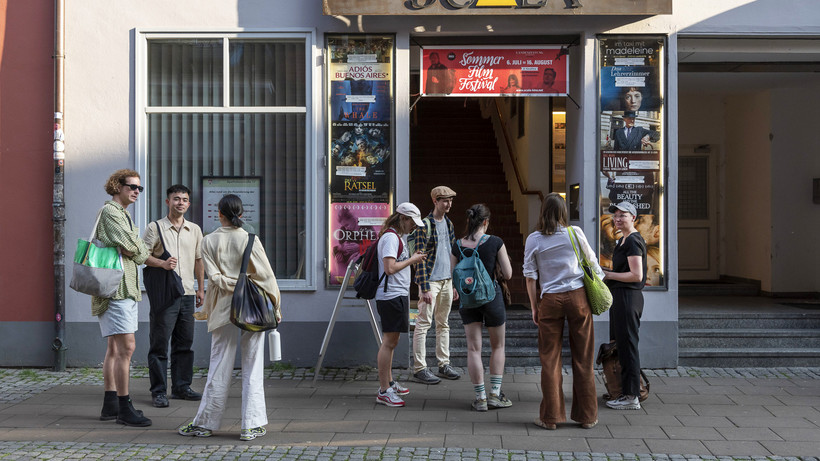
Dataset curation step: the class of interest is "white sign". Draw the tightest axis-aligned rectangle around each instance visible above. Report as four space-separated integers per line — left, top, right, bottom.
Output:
201 177 261 235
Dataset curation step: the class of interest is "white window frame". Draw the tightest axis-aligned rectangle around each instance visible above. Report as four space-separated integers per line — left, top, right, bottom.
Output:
135 29 319 290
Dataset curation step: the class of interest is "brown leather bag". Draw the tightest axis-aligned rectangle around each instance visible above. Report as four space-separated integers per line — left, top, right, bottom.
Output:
596 342 650 402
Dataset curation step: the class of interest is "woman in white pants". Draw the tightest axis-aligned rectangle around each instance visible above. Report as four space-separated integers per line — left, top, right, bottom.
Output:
178 194 280 441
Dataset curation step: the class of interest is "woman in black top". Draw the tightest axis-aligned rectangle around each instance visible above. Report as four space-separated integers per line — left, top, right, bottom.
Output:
450 204 513 412
603 202 647 410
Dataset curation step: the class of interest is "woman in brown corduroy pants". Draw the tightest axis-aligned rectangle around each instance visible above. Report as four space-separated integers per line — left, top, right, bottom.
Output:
523 193 603 430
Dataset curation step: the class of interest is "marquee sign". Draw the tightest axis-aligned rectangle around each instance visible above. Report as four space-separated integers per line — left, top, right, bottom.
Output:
323 0 672 16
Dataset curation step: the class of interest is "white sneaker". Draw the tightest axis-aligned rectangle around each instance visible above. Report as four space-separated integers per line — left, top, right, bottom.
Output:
376 387 405 407
391 381 409 396
606 394 640 410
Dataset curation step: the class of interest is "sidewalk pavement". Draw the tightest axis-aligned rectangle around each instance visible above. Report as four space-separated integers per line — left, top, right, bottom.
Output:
0 367 819 460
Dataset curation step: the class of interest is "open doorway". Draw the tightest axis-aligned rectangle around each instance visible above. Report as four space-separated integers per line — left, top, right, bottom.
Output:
678 37 820 297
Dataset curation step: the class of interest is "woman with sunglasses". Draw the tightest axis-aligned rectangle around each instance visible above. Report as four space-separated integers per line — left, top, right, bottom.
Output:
93 169 177 427
603 201 647 411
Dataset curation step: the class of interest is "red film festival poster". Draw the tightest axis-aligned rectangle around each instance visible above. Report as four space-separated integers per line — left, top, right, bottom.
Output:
421 46 568 96
329 202 391 285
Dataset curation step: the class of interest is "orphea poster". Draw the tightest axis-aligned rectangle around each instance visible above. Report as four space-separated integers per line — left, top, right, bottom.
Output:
598 36 665 287
329 202 391 285
421 46 568 96
326 34 395 286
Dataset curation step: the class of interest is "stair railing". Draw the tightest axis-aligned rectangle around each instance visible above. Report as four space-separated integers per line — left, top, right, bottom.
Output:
492 99 544 203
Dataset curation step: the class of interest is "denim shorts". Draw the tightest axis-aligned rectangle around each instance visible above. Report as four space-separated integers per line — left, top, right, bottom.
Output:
98 298 138 337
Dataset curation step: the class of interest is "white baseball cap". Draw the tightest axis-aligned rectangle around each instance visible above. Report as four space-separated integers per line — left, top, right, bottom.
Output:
396 202 424 227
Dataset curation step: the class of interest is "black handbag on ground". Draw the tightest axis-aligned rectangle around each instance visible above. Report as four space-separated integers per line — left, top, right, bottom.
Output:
143 222 185 311
231 234 279 332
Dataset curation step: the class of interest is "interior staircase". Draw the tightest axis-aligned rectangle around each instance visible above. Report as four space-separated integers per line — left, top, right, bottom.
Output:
409 97 528 305
408 97 550 369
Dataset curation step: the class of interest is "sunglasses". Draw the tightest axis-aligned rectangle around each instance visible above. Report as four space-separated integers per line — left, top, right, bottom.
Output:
122 183 144 192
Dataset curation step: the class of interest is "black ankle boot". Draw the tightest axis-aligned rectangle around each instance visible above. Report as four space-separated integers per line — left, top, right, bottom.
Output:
101 391 144 421
116 395 152 427
100 391 118 421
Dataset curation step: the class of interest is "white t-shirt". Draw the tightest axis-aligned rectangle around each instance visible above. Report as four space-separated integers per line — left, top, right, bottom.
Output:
376 230 410 301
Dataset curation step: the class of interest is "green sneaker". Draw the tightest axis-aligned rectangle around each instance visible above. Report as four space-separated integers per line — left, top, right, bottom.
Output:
488 392 512 409
240 426 266 441
178 422 212 437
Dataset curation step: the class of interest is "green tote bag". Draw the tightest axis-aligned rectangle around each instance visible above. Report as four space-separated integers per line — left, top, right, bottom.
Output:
70 207 124 298
567 226 612 315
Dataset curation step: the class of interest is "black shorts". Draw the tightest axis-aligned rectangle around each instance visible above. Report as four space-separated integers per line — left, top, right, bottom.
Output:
459 283 506 328
376 296 409 333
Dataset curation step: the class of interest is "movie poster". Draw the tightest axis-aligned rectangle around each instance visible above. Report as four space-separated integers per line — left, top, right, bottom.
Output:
328 202 390 285
598 36 665 287
327 35 395 286
421 46 568 97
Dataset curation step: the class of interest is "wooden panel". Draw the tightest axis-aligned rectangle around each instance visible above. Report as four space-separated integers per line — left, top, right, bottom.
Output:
679 227 711 271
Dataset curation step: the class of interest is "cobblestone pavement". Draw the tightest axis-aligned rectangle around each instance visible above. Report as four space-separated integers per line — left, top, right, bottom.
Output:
0 441 818 461
0 367 818 460
2 366 818 405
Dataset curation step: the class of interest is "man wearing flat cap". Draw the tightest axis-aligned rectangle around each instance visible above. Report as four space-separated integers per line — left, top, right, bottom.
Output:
409 186 461 384
613 111 652 151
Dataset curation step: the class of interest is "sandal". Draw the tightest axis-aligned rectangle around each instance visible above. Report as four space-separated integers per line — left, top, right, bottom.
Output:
533 420 557 430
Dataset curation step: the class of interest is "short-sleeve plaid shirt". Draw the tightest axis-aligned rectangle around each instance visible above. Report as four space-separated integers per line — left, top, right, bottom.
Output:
90 200 151 316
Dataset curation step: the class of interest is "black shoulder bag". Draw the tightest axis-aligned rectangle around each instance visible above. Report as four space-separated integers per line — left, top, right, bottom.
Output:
231 234 279 332
143 222 185 311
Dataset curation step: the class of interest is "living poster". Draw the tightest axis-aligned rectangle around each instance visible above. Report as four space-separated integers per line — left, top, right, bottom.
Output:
421 46 568 96
598 36 665 287
327 35 395 285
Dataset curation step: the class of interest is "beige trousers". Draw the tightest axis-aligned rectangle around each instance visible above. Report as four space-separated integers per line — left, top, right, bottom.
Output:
413 279 453 371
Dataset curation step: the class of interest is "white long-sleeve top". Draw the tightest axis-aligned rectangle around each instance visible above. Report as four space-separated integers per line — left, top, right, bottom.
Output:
201 226 280 332
523 225 605 295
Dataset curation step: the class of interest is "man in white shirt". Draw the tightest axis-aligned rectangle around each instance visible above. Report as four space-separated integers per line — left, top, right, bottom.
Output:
142 184 205 408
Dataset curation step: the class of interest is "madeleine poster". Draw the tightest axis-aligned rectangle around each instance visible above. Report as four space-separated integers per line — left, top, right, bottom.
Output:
598 36 665 288
421 46 568 96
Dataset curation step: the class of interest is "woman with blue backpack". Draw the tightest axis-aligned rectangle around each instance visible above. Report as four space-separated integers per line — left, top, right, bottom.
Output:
450 204 513 412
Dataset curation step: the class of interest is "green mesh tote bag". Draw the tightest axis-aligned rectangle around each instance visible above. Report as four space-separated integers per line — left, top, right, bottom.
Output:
567 226 612 315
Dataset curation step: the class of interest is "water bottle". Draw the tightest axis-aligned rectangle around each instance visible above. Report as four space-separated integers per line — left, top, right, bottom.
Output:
268 329 281 362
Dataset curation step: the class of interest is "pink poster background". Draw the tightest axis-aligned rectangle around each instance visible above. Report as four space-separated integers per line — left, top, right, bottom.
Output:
329 202 392 285
421 46 568 96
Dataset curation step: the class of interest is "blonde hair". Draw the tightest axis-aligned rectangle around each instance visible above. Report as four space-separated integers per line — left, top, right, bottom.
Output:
104 169 140 196
380 212 405 237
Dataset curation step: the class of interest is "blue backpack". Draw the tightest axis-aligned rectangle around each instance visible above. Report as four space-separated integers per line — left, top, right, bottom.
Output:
453 235 494 308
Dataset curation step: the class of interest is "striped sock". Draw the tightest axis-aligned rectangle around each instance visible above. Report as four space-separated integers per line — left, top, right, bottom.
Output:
474 383 486 401
490 374 503 396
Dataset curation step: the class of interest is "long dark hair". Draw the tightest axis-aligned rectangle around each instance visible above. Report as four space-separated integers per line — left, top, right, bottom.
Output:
218 194 244 228
536 193 568 235
463 204 491 241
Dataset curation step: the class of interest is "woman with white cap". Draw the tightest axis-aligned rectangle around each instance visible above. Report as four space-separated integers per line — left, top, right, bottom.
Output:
374 202 427 407
603 201 647 411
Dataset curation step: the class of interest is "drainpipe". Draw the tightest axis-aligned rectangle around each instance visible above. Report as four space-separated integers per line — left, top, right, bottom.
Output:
52 0 66 371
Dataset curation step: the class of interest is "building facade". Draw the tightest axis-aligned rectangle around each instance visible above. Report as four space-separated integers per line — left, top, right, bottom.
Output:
2 0 818 369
